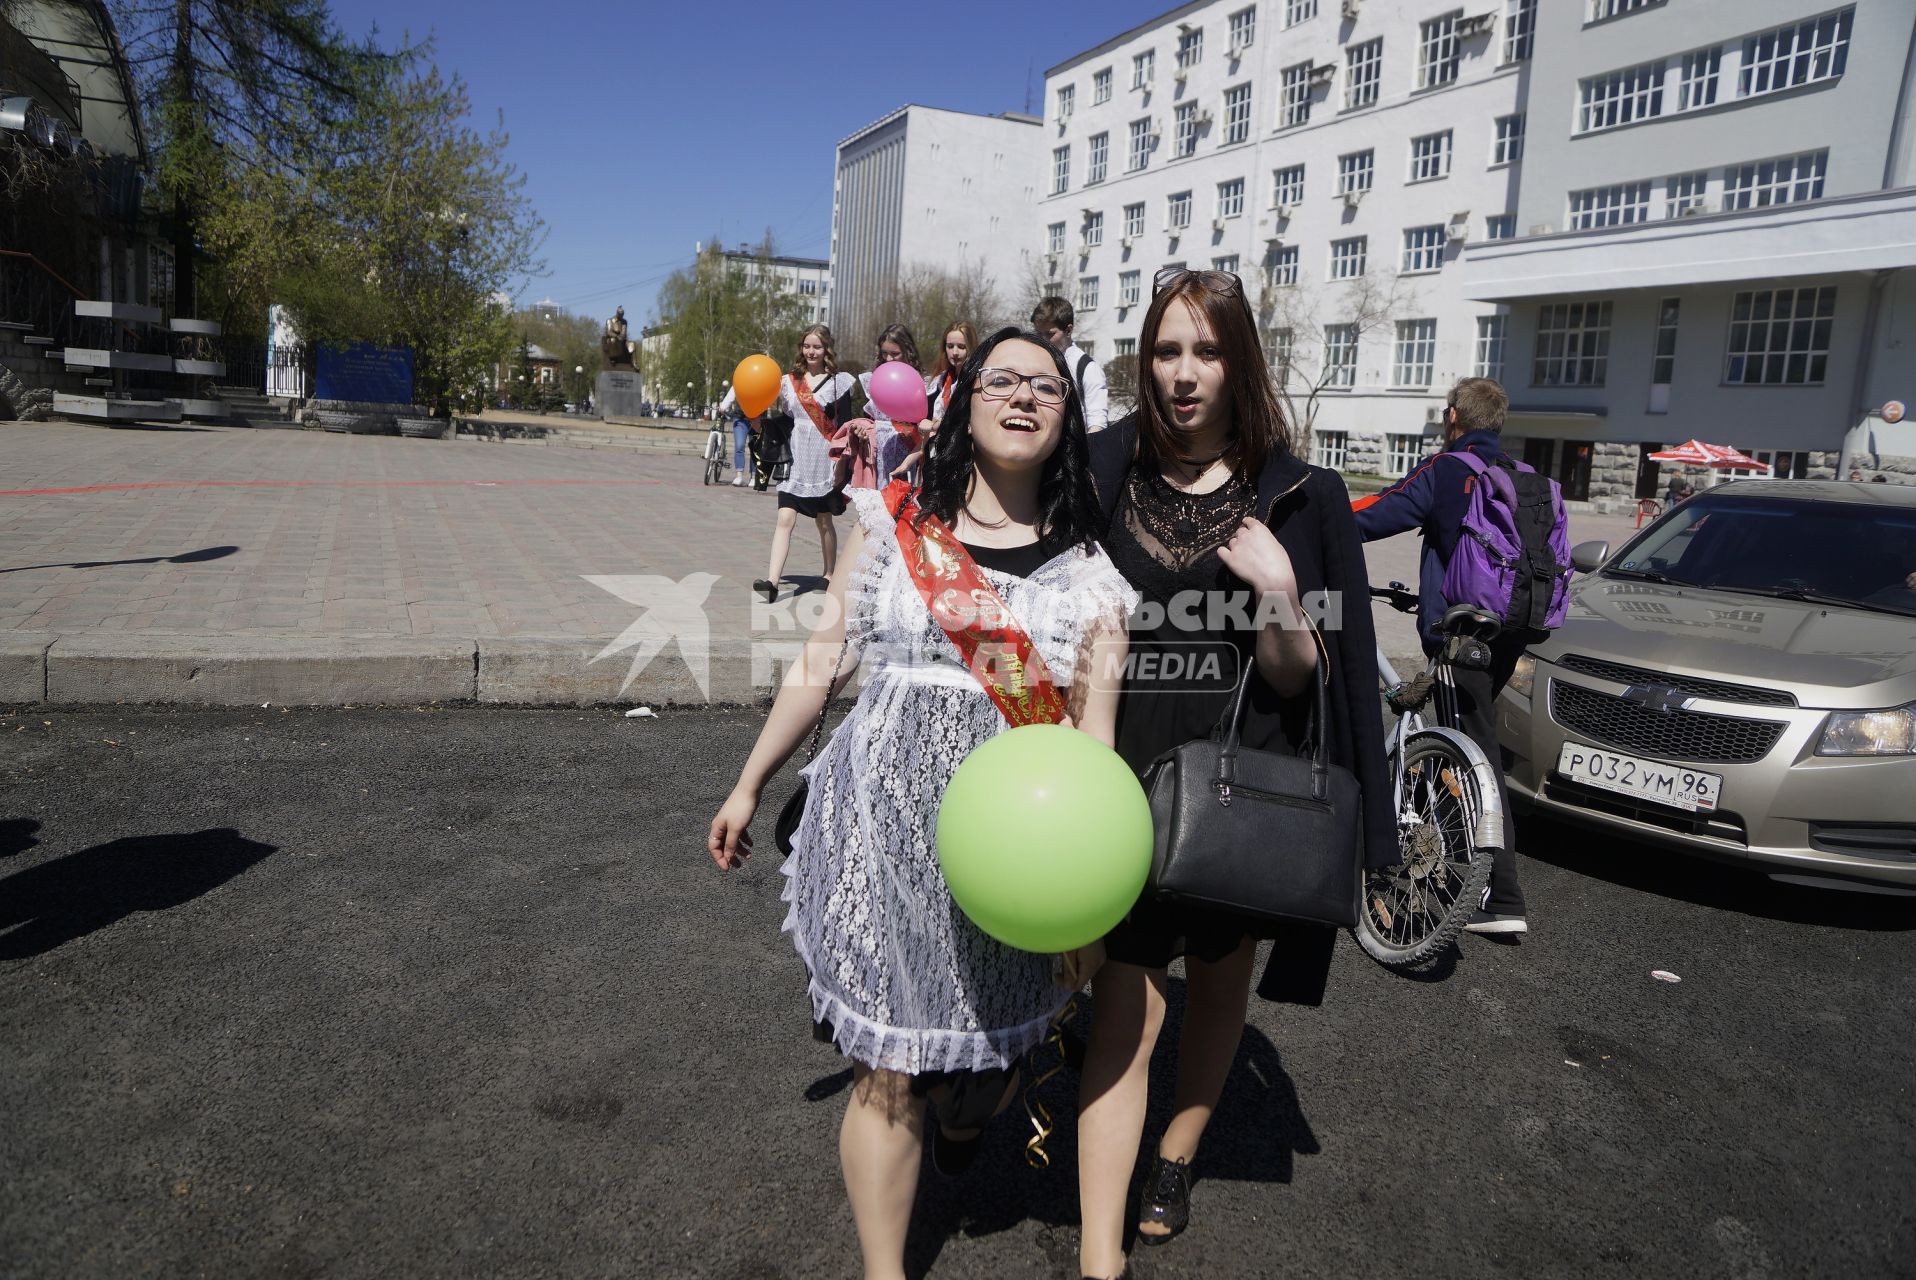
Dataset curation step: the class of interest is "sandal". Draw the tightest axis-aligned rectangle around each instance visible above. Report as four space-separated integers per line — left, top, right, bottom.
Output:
753 579 777 603
1138 1154 1192 1245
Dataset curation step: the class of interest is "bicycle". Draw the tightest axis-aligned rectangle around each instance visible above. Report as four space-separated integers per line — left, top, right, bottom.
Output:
1352 581 1503 969
701 417 727 486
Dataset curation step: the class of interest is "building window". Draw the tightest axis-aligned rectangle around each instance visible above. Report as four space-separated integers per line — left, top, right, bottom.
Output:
1115 337 1137 359
1330 236 1368 280
1078 275 1101 312
1649 296 1680 410
1569 181 1651 229
1419 12 1462 90
1267 245 1300 286
1345 38 1383 109
1216 178 1245 219
1056 85 1075 122
798 279 817 295
1133 50 1155 88
1741 9 1852 98
1047 222 1066 255
1093 68 1113 104
1725 286 1835 385
1313 428 1351 468
1086 133 1109 185
1230 6 1257 50
1493 114 1524 165
1474 314 1507 379
1177 27 1204 70
1167 190 1193 231
1127 118 1152 171
1486 214 1516 240
1533 301 1613 386
1281 63 1313 127
1174 102 1199 157
1123 202 1145 239
1052 145 1070 194
1393 319 1437 387
1083 211 1104 247
1587 0 1661 21
1338 149 1375 194
1287 0 1318 25
1678 47 1721 111
1722 150 1827 211
1266 327 1295 381
1323 326 1359 388
1213 254 1240 275
1223 84 1253 144
1408 130 1452 182
1386 432 1425 475
1503 0 1537 63
1402 225 1446 273
1665 172 1708 217
1578 61 1665 133
1119 270 1142 307
1273 165 1305 208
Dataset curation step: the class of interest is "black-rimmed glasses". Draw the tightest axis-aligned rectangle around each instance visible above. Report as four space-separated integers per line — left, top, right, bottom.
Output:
975 367 1074 405
1152 267 1243 298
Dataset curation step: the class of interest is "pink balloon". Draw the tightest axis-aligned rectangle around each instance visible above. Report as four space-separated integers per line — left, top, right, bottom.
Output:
869 361 928 423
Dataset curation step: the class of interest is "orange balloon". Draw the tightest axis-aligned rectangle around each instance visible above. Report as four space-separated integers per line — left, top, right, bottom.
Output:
733 354 783 417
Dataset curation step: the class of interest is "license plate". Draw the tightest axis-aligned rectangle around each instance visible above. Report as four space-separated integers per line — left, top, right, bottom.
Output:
1555 742 1723 812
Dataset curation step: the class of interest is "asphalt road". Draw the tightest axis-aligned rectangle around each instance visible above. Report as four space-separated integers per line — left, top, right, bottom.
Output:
2 706 1911 1280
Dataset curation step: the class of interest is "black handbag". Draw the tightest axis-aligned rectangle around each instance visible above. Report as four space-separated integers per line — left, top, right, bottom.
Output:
774 635 851 857
1141 649 1361 929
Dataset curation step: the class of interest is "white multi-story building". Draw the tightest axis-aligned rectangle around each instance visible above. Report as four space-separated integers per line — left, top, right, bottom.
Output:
718 246 831 326
1460 0 1916 499
830 105 1042 355
1040 0 1529 474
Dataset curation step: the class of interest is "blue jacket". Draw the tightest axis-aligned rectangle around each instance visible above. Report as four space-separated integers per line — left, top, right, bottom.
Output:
1352 429 1509 654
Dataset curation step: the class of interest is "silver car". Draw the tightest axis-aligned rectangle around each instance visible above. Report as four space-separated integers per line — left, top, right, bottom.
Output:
1498 480 1916 891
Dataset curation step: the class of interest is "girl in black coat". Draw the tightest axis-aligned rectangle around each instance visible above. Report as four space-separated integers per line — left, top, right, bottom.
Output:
1075 270 1393 1280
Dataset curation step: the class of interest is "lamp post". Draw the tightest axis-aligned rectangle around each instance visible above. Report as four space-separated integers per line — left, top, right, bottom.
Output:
574 364 584 413
685 380 693 416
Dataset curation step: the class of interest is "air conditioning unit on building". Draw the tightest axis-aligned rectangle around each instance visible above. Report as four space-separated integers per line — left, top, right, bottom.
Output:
1273 202 1294 219
1446 211 1471 241
1426 405 1443 424
1212 217 1228 231
1121 236 1136 249
1341 0 1361 17
1173 70 1189 86
1307 63 1336 88
1264 234 1286 248
1343 189 1365 209
1457 11 1497 37
1044 253 1060 274
1196 109 1214 127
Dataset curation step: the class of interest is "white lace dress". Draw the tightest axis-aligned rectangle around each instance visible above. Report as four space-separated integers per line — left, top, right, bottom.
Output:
781 487 1140 1076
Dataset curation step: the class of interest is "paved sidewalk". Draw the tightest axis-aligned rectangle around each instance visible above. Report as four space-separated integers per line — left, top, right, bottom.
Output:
0 420 1643 704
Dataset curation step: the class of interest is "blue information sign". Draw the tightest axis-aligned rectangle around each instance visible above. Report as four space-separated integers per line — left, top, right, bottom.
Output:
314 343 414 403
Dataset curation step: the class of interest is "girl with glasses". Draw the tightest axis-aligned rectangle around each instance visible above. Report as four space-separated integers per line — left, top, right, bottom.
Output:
710 328 1137 1280
1074 271 1394 1280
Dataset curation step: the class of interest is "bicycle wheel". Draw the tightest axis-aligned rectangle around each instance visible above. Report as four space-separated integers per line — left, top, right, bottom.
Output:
1352 729 1497 969
703 437 723 485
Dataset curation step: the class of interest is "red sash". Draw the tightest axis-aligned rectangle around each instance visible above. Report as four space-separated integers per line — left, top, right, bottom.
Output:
790 372 836 441
885 480 1066 727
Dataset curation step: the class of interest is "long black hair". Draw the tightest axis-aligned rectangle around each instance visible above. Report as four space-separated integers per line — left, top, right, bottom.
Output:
915 326 1102 556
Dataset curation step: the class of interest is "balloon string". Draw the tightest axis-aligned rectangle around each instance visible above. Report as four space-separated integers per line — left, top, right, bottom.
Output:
1023 995 1078 1170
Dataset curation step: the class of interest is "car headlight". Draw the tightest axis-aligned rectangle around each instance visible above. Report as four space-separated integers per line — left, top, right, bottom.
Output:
1816 704 1916 756
1508 655 1536 700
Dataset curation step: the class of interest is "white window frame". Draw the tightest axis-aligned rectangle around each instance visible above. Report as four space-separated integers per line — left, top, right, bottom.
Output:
1272 164 1306 207
1127 118 1152 172
1386 432 1425 475
1533 301 1613 387
1266 327 1296 381
1722 150 1827 211
1119 270 1142 308
1177 28 1204 70
1093 68 1113 104
1078 275 1101 312
1402 225 1446 273
1216 178 1245 219
1338 149 1374 195
1133 50 1155 89
1230 6 1257 51
1740 9 1852 99
1393 319 1437 387
1056 84 1075 120
1123 202 1146 239
1677 47 1721 111
1086 132 1109 185
1503 0 1537 63
1587 0 1661 22
1418 12 1462 90
1329 236 1368 280
1725 286 1836 385
1474 314 1507 379
1046 223 1066 255
1174 102 1199 158
1223 83 1253 145
1408 130 1453 182
1083 210 1104 248
1577 61 1666 133
1313 427 1351 468
1650 296 1680 410
1281 63 1313 127
1213 253 1240 275
1346 38 1383 109
1114 337 1138 359
1286 0 1318 27
1568 181 1651 229
1167 190 1193 231
1493 114 1524 166
1051 145 1070 195
1665 172 1708 218
1486 214 1515 240
1324 326 1358 389
1267 245 1300 287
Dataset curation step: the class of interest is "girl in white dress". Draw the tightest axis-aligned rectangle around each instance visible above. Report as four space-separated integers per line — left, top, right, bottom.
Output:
710 328 1138 1280
757 324 860 603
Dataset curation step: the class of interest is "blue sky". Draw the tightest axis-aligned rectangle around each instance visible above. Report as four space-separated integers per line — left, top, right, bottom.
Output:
322 0 1173 326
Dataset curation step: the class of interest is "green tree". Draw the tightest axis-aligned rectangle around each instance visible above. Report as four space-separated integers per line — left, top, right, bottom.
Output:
514 303 602 400
653 235 812 411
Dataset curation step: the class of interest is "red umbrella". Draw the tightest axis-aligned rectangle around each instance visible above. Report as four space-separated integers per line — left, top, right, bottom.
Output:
1646 439 1770 470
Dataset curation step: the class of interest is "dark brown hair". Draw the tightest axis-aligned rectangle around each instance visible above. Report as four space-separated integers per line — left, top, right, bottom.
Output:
875 323 920 371
789 323 837 377
929 321 980 378
1030 296 1076 333
1448 377 1508 434
1133 277 1291 480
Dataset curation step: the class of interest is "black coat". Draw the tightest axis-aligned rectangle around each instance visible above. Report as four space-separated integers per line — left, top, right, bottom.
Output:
1089 414 1395 1002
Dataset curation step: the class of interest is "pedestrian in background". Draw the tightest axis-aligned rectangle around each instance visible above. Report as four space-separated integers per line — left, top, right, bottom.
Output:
756 324 859 603
1032 296 1109 432
893 320 978 481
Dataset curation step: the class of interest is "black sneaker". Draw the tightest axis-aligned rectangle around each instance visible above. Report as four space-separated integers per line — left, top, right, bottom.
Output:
1464 908 1528 935
753 578 778 603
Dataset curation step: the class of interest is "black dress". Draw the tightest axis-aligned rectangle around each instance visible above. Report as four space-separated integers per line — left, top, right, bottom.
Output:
1103 463 1308 969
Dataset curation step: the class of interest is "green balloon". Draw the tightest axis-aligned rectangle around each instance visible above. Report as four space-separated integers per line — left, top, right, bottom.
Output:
936 723 1154 954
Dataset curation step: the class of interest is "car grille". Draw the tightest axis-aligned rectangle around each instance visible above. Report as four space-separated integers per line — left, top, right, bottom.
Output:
1549 680 1787 764
1807 824 1916 863
1552 654 1797 707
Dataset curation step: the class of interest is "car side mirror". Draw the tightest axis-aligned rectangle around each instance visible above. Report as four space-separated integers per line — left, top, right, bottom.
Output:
1571 540 1610 573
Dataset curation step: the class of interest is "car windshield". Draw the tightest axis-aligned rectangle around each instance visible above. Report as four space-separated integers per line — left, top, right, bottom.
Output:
1607 494 1916 617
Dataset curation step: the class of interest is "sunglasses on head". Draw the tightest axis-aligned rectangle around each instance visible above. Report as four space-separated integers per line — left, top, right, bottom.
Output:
1152 267 1243 298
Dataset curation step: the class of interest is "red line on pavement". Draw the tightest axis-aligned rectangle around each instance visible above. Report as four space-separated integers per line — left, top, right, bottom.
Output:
0 478 673 497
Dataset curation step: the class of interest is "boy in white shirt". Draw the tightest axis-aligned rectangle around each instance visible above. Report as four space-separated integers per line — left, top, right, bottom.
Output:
1031 296 1109 432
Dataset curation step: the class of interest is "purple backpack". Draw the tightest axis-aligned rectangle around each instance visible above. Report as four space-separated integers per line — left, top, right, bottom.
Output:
1441 451 1572 633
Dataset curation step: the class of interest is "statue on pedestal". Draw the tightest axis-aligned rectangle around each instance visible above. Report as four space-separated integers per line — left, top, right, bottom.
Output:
601 306 635 370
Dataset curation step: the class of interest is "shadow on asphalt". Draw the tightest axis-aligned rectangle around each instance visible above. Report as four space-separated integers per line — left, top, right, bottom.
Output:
1 817 41 858
0 828 278 959
0 544 241 574
1516 811 1916 930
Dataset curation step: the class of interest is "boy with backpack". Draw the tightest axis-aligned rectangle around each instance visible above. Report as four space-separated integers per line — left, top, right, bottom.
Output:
1030 296 1109 431
1353 377 1572 937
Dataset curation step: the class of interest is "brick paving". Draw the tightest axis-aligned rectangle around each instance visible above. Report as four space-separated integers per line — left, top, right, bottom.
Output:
0 420 1643 668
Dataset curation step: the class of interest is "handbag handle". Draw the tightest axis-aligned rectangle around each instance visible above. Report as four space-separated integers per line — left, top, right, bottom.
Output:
798 634 851 764
1211 633 1332 801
